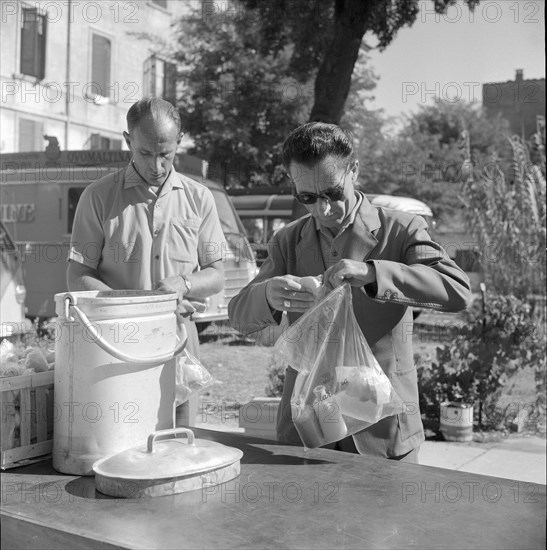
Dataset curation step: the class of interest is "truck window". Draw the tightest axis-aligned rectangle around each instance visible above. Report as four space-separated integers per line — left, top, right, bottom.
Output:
241 218 264 244
208 188 244 236
68 187 86 233
1 224 17 253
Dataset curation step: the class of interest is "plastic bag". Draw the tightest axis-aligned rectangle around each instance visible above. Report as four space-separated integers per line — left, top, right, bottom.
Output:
175 350 214 406
275 283 402 448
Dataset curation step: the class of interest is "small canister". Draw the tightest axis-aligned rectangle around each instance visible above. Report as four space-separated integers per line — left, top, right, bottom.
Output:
313 385 348 444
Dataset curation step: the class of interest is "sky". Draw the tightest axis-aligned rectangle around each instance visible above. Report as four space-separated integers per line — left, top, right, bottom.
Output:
365 0 545 121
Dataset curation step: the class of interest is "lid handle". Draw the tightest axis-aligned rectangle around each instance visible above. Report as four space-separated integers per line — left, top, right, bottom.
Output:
147 428 195 453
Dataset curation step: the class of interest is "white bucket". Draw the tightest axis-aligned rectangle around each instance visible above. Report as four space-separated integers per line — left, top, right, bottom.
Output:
52 290 186 475
440 402 474 442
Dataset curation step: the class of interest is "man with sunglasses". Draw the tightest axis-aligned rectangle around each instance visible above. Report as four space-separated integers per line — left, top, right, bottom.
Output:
229 122 471 462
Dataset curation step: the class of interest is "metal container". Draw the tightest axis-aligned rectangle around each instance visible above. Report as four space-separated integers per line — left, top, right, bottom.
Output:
53 290 186 476
93 428 243 498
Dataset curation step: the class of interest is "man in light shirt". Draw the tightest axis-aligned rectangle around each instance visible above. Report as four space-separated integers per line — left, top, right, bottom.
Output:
68 97 226 425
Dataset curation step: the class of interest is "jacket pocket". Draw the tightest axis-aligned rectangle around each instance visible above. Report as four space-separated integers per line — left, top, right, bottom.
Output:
390 367 423 443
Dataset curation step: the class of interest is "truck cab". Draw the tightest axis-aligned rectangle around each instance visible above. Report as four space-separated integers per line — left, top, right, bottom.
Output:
0 220 27 339
0 151 256 328
230 191 435 267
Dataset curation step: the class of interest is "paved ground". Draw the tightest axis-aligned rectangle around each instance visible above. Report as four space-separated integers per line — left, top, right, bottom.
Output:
420 435 546 485
196 421 546 486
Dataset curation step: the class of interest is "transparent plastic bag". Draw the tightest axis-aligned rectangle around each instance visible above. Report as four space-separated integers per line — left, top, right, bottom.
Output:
275 283 402 448
175 350 214 406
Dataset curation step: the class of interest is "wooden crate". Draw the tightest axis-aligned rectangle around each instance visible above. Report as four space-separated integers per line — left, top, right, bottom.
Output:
1 370 54 469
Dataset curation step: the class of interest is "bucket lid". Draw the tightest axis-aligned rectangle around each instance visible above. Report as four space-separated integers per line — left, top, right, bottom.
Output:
92 428 243 482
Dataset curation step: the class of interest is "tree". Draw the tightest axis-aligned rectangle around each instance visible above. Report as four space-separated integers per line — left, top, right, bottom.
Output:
352 100 512 223
173 3 313 187
242 0 478 124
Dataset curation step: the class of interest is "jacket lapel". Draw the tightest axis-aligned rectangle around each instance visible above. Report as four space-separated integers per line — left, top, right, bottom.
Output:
343 194 381 262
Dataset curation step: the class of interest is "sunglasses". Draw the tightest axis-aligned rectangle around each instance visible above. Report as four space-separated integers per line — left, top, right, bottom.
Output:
292 165 349 205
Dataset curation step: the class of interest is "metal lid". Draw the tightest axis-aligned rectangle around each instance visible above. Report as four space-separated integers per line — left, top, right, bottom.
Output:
92 428 243 482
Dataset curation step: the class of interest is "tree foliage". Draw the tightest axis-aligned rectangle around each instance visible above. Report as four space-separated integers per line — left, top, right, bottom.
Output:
171 0 480 185
241 0 478 124
347 100 511 223
174 1 313 187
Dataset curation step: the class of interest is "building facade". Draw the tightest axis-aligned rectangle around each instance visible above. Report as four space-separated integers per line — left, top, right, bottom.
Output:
482 69 546 140
0 0 188 153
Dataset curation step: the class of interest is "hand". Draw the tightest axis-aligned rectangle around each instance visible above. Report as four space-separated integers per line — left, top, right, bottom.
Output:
156 276 186 301
175 299 199 322
265 275 316 313
323 260 376 290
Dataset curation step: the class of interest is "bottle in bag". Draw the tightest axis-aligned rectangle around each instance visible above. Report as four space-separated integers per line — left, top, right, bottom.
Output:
313 385 348 443
291 401 324 448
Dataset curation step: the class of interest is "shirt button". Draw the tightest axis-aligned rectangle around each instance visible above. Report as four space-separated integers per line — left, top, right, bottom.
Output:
154 229 159 235
155 255 160 260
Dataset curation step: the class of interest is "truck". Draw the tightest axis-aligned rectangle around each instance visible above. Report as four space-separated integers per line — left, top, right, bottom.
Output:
230 190 435 267
0 150 257 329
0 219 28 339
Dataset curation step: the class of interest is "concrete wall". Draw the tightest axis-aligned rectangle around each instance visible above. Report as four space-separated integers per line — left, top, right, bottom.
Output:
0 0 190 153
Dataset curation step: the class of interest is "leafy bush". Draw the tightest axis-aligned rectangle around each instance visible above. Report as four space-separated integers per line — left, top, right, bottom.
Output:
461 135 546 298
418 293 546 428
265 353 287 397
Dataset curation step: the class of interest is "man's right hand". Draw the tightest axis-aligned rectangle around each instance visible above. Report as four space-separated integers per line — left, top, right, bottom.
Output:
265 275 315 313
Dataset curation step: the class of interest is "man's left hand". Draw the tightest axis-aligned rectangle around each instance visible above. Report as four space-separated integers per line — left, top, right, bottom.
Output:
324 260 376 289
156 276 195 319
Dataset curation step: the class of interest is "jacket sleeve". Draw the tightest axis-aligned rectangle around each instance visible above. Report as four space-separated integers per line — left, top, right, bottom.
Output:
228 235 287 336
365 215 472 311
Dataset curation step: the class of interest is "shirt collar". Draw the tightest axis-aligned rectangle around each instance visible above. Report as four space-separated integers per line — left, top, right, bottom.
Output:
123 162 183 192
314 191 363 236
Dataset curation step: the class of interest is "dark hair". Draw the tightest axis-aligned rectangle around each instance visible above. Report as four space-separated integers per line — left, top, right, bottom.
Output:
282 122 354 169
126 97 181 133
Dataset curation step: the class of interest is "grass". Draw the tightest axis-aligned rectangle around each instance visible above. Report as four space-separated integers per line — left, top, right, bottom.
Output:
198 341 272 426
197 317 545 437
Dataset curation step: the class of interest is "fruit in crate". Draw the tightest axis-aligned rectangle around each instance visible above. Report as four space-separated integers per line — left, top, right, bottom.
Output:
0 340 55 377
24 348 49 372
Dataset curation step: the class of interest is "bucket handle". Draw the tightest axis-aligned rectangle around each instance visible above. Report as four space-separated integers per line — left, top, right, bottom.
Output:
147 428 194 453
65 296 186 365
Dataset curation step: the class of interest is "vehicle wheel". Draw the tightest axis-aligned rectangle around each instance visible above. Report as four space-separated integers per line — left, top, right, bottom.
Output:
196 322 211 334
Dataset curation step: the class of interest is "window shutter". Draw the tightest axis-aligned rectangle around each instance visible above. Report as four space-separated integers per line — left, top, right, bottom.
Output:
90 133 101 150
143 56 152 96
92 34 111 97
164 62 177 105
155 58 165 97
37 11 46 79
20 8 46 79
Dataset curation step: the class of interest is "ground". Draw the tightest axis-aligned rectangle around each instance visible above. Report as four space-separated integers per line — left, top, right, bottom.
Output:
196 313 545 438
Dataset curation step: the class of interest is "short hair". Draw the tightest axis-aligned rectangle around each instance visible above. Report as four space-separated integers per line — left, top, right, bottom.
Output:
282 122 354 169
126 97 181 134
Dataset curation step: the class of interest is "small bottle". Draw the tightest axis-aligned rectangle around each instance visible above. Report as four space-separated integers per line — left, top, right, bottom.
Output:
291 401 324 449
312 385 348 444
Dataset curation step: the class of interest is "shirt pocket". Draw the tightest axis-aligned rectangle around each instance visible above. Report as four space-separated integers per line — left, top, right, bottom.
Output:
169 219 201 264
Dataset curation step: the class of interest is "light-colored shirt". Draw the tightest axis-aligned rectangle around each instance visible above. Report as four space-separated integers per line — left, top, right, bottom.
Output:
69 163 226 290
315 192 363 268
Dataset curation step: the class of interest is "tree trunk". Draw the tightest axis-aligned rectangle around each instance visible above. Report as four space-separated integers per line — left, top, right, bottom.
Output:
309 0 372 124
